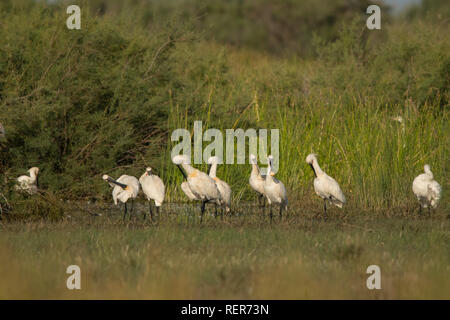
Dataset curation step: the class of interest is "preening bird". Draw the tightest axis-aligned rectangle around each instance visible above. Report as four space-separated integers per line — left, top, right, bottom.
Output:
263 155 288 221
102 174 139 221
249 154 267 208
172 154 221 221
16 167 39 195
139 167 165 220
412 164 441 214
306 153 346 214
207 156 231 214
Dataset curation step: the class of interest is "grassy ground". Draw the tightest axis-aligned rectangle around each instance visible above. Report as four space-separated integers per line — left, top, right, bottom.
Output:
0 203 448 299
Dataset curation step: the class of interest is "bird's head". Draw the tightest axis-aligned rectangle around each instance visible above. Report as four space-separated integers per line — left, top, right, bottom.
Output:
306 154 318 177
305 153 318 164
249 154 257 165
102 174 109 181
172 154 190 165
392 116 404 124
424 164 433 175
145 167 152 175
29 167 39 175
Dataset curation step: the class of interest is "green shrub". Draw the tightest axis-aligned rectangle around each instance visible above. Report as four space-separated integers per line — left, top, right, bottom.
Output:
0 0 448 215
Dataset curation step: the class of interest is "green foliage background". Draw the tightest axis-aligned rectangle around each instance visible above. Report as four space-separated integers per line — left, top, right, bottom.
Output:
0 0 448 211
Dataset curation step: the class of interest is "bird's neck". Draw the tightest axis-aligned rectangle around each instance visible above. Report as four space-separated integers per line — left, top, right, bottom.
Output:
181 163 196 176
209 163 218 178
251 164 260 177
266 162 275 182
29 171 37 182
312 159 325 177
139 172 148 181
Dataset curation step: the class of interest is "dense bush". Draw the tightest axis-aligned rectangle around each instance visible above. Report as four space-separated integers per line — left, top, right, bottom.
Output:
0 0 448 214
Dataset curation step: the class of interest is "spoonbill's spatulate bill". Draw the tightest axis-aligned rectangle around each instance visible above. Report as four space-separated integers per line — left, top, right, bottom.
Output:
412 164 441 214
306 153 346 215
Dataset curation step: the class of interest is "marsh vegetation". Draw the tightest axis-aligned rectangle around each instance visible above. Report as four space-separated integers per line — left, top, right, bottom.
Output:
0 0 448 299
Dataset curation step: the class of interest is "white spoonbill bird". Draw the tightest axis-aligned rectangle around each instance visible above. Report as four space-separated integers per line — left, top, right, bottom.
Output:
207 156 231 214
306 153 346 214
16 167 39 195
172 154 221 221
102 174 139 221
139 167 165 220
412 164 441 214
249 154 267 207
263 155 288 221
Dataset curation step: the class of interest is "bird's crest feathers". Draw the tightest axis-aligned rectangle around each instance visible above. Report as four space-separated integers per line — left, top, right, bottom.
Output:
305 153 318 164
172 154 190 165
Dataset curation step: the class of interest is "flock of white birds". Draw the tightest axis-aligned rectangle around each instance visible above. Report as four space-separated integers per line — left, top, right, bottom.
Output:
13 150 442 220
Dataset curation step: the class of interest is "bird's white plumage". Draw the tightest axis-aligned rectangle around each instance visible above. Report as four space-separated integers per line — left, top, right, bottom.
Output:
181 181 200 200
139 168 165 207
412 164 441 209
172 155 221 204
263 155 288 210
103 174 139 205
249 153 266 197
16 167 39 195
208 156 231 212
306 153 345 208
174 155 202 200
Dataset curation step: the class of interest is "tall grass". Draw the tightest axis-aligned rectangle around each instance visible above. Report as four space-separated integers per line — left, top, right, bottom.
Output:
0 1 448 217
